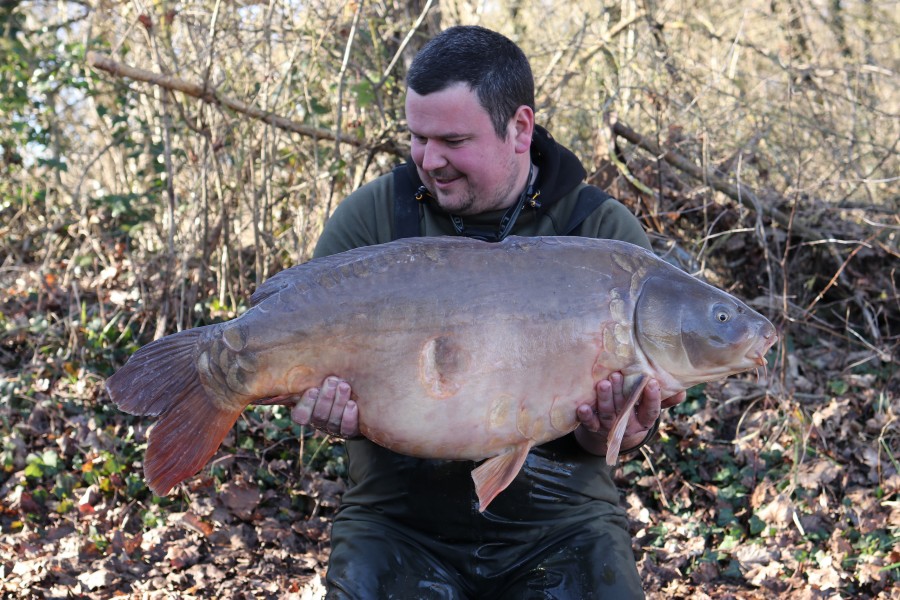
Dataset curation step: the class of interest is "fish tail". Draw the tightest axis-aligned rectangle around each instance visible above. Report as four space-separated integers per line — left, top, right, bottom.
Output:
105 327 245 495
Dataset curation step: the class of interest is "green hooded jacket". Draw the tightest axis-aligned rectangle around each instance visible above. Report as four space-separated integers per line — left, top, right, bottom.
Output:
315 125 650 536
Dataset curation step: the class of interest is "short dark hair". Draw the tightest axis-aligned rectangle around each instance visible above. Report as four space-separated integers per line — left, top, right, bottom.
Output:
406 26 535 139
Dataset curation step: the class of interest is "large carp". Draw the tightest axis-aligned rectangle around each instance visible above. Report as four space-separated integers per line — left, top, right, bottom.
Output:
106 236 777 511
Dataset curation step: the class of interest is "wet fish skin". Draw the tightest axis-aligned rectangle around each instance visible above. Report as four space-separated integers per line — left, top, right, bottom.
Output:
105 236 777 510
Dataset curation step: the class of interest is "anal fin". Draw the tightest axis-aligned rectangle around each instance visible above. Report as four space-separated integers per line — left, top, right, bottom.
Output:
470 442 532 512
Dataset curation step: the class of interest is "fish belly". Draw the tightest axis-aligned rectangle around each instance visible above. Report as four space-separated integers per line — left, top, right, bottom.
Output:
239 306 607 462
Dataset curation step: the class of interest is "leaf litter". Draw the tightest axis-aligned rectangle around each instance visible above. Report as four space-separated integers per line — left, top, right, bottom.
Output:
1 240 897 599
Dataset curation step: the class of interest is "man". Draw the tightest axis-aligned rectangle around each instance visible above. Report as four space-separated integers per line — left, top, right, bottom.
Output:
288 26 685 599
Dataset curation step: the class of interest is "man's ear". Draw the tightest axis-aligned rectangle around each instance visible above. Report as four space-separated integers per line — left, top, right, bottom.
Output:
511 105 535 154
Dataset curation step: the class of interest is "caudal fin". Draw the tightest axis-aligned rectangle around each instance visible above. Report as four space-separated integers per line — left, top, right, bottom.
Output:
105 328 244 495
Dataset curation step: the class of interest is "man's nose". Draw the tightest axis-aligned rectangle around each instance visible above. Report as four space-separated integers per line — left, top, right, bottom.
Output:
420 141 446 172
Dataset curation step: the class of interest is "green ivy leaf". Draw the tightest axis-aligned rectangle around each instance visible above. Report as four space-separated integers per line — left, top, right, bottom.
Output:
749 514 766 536
828 379 849 395
41 449 58 470
24 462 43 478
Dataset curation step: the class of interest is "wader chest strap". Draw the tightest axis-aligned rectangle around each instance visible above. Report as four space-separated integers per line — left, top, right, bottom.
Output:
392 165 422 241
561 186 613 236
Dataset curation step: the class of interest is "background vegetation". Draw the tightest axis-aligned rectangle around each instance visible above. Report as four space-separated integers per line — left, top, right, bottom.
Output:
1 0 897 597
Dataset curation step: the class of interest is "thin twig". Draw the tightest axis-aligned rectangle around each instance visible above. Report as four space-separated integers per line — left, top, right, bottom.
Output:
376 0 434 89
328 0 364 218
611 119 814 240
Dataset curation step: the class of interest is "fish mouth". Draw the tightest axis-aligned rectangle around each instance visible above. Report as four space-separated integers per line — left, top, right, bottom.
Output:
747 329 778 369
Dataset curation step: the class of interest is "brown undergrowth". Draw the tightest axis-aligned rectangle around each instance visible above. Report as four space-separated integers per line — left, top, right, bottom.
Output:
2 166 897 598
1 1 898 597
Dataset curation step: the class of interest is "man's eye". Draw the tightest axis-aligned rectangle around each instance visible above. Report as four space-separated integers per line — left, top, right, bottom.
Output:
446 139 465 147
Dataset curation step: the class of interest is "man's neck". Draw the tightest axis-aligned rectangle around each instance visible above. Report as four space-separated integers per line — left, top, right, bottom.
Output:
501 160 538 211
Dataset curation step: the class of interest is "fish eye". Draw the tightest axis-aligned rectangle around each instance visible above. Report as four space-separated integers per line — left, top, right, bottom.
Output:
713 304 732 323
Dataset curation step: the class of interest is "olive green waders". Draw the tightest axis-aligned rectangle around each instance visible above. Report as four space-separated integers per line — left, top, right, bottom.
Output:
324 435 645 599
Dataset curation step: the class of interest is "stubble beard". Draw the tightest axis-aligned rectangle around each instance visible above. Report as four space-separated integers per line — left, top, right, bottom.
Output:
430 160 524 217
434 183 476 215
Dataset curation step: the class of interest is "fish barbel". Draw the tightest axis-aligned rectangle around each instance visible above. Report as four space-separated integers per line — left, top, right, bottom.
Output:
106 236 777 511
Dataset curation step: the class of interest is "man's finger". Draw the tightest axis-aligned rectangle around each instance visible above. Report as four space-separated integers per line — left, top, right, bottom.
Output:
292 389 318 425
326 381 351 433
595 379 613 410
661 390 687 409
311 377 339 424
635 380 662 430
576 403 601 432
340 401 360 438
608 372 625 412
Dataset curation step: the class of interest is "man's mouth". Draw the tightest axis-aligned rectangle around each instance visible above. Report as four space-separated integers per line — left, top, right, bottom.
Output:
430 171 462 189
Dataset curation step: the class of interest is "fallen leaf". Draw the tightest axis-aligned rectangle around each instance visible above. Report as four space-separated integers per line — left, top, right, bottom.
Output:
208 523 258 550
689 560 718 584
297 574 327 600
186 562 227 588
292 517 330 543
733 544 777 567
12 558 43 577
855 554 890 587
78 485 100 515
110 529 143 556
77 567 116 590
806 564 843 590
96 266 119 285
299 476 347 509
811 398 848 428
176 511 215 537
744 560 784 587
757 493 795 527
9 488 41 515
218 481 261 520
796 459 841 489
165 543 201 570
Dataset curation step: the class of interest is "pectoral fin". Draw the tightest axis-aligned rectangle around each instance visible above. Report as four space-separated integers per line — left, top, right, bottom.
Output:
605 375 649 466
471 442 532 512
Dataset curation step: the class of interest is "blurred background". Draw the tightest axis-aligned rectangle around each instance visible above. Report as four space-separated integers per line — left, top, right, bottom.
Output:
0 1 897 598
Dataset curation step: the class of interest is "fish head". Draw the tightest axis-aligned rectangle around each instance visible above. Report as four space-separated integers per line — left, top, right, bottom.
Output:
634 273 778 388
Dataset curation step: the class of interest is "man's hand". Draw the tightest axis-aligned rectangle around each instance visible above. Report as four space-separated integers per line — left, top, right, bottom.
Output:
573 373 686 456
289 377 360 438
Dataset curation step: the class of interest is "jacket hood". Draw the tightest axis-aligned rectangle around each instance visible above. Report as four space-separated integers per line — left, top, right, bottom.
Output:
529 125 587 208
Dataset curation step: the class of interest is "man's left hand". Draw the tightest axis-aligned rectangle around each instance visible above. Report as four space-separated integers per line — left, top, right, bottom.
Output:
573 373 686 456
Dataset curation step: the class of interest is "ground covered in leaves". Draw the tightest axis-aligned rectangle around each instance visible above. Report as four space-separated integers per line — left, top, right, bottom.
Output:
1 266 897 599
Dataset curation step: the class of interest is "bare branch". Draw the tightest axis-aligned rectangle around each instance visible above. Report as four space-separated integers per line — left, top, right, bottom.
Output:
86 51 370 148
610 118 820 241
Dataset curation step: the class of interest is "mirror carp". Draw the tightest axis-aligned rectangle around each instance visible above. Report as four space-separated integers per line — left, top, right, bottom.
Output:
106 236 777 511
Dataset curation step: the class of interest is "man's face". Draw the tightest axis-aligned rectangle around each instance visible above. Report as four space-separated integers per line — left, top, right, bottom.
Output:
405 82 533 216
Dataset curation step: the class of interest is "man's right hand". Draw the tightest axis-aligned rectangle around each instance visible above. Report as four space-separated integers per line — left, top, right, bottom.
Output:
290 376 360 438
